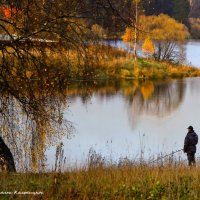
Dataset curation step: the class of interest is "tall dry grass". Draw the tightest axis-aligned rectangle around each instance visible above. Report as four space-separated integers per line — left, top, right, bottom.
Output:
1 153 200 199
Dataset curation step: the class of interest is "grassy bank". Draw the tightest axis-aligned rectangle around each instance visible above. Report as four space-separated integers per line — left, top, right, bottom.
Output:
118 58 200 80
1 164 200 199
93 46 200 80
44 45 200 80
5 44 199 82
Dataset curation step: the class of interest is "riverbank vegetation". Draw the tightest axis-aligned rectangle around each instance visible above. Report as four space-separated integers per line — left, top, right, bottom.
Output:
2 163 200 199
38 44 200 81
0 1 199 83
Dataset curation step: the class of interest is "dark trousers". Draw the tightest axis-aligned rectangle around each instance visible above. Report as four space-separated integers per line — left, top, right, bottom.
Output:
187 153 195 166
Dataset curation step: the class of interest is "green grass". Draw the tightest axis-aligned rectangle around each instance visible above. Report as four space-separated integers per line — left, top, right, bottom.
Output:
114 58 200 80
92 45 200 80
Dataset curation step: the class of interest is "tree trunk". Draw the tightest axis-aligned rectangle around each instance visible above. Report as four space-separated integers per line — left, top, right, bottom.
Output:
133 0 139 61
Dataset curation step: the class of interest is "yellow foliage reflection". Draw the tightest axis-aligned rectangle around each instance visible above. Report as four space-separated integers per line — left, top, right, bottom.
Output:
140 81 154 100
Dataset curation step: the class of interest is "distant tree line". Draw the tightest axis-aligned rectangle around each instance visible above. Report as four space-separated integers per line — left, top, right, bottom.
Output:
79 0 190 38
0 0 194 38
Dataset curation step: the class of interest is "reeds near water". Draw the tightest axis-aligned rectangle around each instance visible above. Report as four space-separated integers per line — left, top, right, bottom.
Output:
1 149 200 200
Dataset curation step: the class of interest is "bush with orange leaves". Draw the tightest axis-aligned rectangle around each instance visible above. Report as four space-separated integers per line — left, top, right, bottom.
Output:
122 14 189 62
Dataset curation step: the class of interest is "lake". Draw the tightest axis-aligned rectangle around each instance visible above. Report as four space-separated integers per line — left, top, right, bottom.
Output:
44 41 200 170
2 40 200 171
45 76 200 169
186 40 200 68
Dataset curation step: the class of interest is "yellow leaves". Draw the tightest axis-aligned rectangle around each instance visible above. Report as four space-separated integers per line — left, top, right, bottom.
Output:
123 14 189 61
120 69 130 77
26 70 33 79
140 14 189 42
91 24 105 38
122 27 135 43
134 0 141 3
12 68 33 79
142 37 155 56
11 67 17 76
140 81 154 100
123 14 189 43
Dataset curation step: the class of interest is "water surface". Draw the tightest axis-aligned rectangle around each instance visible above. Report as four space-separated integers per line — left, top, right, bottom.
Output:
186 40 200 68
46 78 200 168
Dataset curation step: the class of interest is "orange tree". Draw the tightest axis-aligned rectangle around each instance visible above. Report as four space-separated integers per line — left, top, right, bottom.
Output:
122 14 189 61
142 36 155 58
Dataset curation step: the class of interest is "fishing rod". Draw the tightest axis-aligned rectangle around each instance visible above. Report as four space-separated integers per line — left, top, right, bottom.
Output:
150 149 183 164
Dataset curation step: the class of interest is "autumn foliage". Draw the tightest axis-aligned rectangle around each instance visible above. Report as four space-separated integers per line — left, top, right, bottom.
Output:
122 27 135 43
0 5 16 19
142 37 155 57
140 81 154 100
138 14 189 42
122 14 189 61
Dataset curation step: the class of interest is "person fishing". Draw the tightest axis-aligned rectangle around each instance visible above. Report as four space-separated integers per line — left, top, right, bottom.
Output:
183 126 198 166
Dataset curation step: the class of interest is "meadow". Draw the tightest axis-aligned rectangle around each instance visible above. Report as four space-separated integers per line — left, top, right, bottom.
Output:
1 163 200 199
1 151 200 200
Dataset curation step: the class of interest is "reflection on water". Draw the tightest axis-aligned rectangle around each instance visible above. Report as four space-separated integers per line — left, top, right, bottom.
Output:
127 79 186 128
1 77 200 171
61 78 200 168
66 79 186 128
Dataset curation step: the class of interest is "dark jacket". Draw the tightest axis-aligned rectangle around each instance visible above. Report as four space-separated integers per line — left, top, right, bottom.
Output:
184 131 198 154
